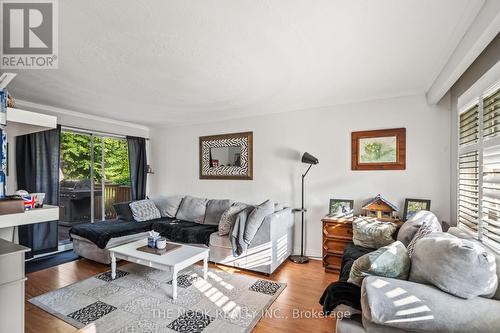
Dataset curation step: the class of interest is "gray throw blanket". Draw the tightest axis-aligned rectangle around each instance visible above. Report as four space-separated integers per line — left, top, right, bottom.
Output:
229 206 254 256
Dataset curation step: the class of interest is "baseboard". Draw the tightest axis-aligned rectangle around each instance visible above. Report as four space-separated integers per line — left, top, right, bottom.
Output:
293 247 322 259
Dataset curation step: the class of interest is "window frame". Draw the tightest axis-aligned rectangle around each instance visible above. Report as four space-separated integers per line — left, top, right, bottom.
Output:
457 81 500 252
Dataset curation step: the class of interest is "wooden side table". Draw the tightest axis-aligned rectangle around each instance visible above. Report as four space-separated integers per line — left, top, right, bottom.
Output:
322 216 353 274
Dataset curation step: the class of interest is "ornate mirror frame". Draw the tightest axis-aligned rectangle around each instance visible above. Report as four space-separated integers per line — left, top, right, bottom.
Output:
199 131 253 180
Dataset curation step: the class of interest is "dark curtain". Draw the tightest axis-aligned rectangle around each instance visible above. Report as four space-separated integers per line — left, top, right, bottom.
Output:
127 136 147 201
16 125 61 258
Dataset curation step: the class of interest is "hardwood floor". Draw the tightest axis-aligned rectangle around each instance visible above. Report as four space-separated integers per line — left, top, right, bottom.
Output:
25 258 338 333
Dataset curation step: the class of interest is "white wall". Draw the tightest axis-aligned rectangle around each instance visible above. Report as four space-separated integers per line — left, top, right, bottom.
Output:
149 94 451 257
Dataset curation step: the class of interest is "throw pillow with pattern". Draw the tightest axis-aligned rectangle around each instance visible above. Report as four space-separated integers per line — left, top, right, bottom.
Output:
218 203 248 236
129 199 161 222
407 222 439 257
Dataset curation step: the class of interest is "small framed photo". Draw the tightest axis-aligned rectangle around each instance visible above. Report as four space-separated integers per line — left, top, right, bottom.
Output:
329 199 354 218
403 198 431 221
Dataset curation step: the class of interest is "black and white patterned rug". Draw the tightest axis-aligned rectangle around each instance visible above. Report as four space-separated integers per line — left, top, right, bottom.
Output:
29 263 286 333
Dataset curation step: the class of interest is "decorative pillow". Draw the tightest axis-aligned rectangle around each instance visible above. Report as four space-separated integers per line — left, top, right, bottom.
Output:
129 200 161 222
113 201 134 221
398 210 441 246
151 195 184 218
175 196 208 224
352 217 396 249
243 199 274 244
204 199 234 225
406 221 440 257
348 241 410 287
410 232 498 299
218 203 248 236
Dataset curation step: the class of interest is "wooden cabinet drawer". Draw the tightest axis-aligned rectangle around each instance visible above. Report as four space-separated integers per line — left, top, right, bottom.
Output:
323 253 342 272
323 238 351 254
323 223 353 239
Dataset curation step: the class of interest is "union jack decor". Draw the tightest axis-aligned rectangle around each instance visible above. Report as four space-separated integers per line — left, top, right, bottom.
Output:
23 195 36 210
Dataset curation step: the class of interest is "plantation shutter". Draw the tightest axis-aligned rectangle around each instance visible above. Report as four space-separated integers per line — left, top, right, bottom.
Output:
483 88 500 139
459 104 479 146
481 86 500 249
483 145 500 246
458 151 479 233
458 82 500 251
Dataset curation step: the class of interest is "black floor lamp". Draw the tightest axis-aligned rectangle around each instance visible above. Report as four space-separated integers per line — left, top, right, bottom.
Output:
290 152 319 264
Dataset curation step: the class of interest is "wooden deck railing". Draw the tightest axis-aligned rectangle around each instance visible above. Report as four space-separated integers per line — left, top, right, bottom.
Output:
94 184 131 220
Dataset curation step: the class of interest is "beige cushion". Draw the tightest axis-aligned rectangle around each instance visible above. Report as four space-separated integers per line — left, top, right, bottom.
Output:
352 217 396 249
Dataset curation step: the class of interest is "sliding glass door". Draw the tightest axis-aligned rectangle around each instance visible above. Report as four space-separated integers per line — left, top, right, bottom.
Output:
93 136 131 221
58 130 131 246
59 131 92 244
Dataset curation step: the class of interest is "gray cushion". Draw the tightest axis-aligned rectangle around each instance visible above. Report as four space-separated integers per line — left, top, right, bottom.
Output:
448 226 500 301
352 217 396 249
243 200 274 244
362 276 500 333
348 241 410 286
397 210 441 246
406 220 440 257
151 195 184 218
204 199 234 225
410 232 498 299
218 202 248 236
175 196 208 224
129 199 161 222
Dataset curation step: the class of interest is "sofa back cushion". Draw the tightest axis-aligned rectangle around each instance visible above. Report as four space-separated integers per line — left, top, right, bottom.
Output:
176 196 208 224
113 201 134 221
352 217 396 249
348 241 410 287
449 227 500 300
410 232 498 299
243 199 274 244
129 199 161 222
151 195 184 218
397 210 441 246
204 199 234 225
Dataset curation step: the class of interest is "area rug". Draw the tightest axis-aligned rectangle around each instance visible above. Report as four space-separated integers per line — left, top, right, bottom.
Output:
29 263 286 333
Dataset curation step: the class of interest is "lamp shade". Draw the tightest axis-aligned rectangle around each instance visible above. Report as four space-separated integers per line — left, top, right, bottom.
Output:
301 152 319 165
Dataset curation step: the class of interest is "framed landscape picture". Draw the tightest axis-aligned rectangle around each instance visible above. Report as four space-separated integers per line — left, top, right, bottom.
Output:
351 128 406 170
403 198 431 221
328 199 354 218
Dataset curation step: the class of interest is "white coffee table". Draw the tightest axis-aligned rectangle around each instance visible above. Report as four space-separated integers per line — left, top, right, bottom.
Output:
108 239 209 299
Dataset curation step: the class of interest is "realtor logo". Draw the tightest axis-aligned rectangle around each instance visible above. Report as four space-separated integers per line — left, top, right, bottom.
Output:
0 0 58 69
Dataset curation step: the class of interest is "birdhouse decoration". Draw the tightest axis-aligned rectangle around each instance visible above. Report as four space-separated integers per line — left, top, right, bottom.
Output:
362 194 399 221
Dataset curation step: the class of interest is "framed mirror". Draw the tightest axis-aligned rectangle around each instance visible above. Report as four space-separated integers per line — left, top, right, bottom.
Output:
199 131 253 180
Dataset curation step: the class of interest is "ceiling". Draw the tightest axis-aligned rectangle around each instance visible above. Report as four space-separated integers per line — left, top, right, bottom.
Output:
7 0 484 127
